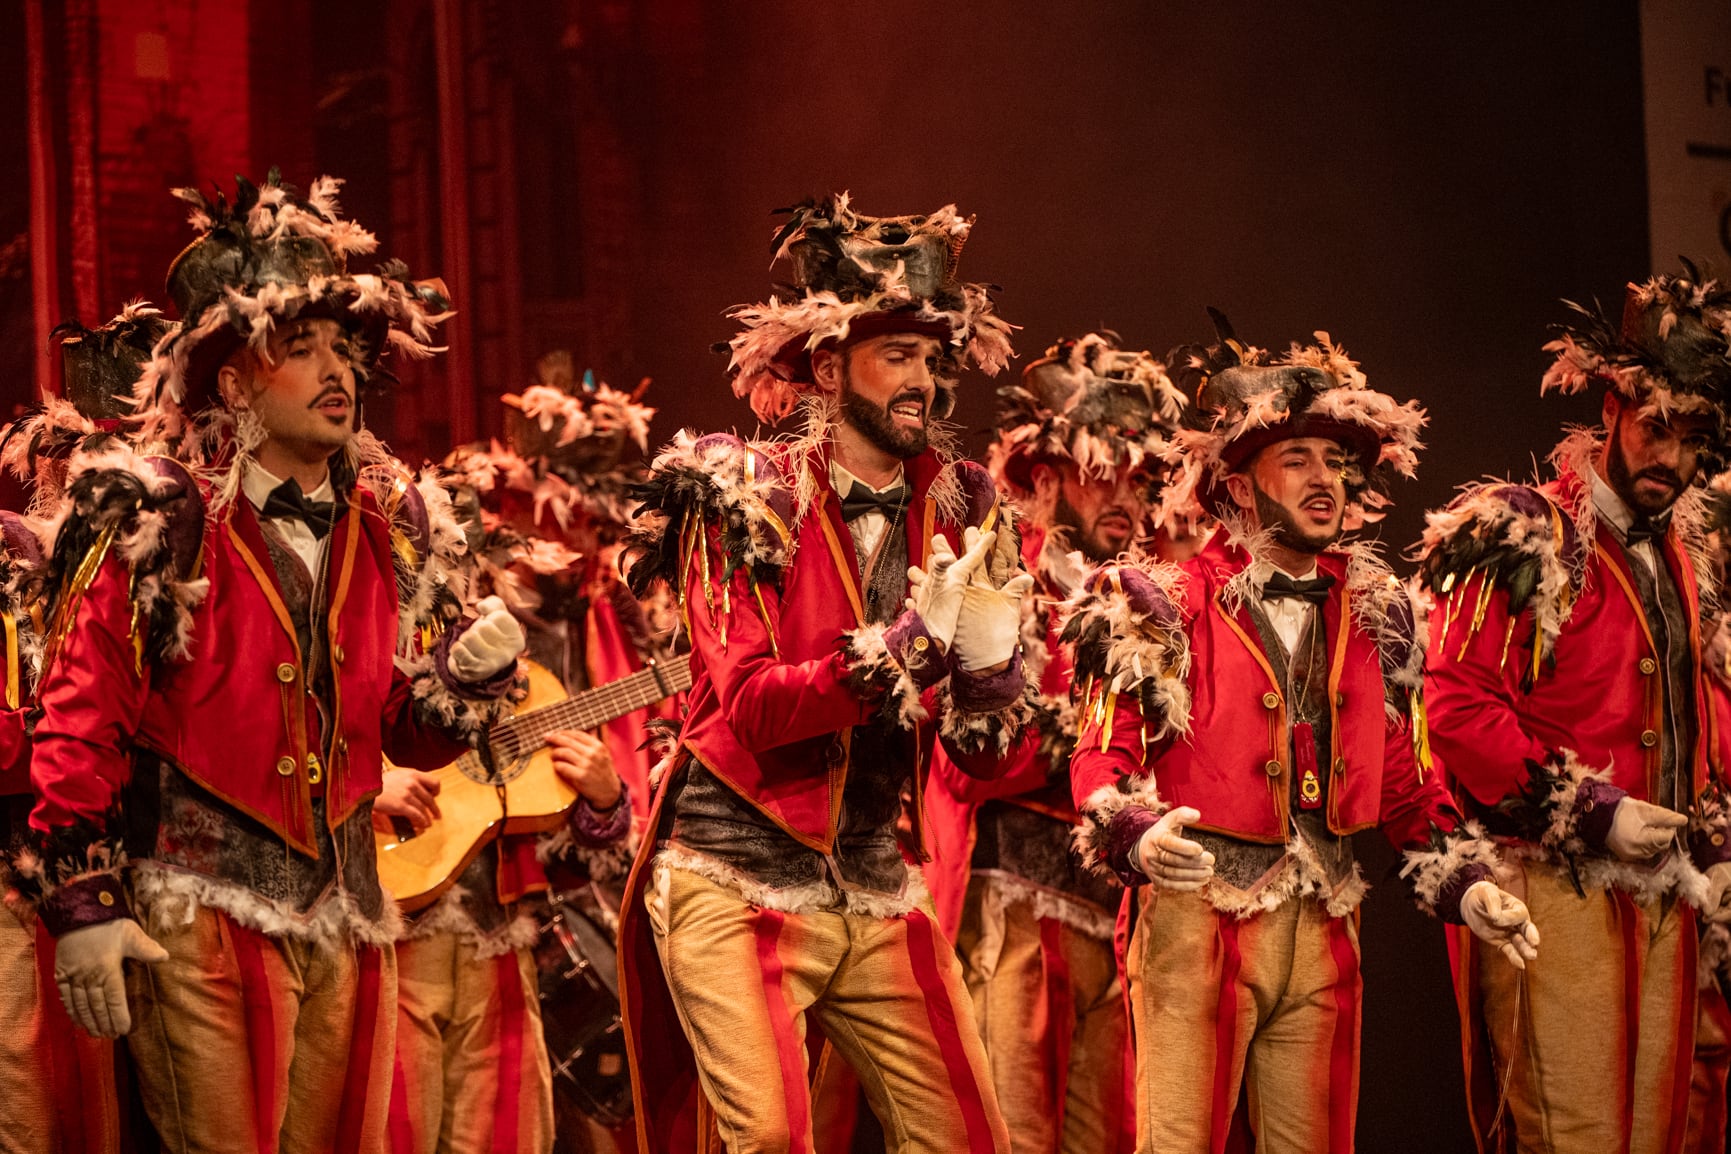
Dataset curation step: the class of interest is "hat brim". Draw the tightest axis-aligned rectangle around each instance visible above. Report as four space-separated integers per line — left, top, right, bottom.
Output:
768 309 957 383
1197 415 1383 515
1216 415 1382 474
177 295 392 413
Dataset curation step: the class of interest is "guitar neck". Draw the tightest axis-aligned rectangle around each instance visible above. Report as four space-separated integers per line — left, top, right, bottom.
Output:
494 655 691 748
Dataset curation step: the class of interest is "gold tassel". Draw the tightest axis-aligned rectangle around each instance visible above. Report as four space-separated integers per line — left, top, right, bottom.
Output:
1437 573 1460 650
2 613 18 710
1099 690 1117 752
1497 613 1516 674
1410 688 1433 780
719 573 731 652
695 515 716 623
1531 617 1544 685
750 578 780 660
1469 569 1495 635
40 524 119 684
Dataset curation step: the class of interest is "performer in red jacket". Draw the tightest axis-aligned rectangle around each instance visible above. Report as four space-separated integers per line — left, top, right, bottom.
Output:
379 358 656 1154
925 332 1186 1154
0 305 170 1154
1065 312 1537 1154
1419 266 1731 1153
618 195 1032 1154
16 170 526 1154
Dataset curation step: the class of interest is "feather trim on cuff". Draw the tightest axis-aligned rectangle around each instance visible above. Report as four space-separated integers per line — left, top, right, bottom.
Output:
1073 779 1168 885
1690 781 1731 870
937 675 1035 759
1398 821 1501 920
1495 749 1621 855
398 651 522 740
10 805 130 934
841 621 927 729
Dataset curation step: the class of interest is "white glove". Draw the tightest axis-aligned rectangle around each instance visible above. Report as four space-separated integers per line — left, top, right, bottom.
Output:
448 595 527 683
1605 797 1688 861
55 919 169 1038
905 527 996 652
950 575 1035 672
1459 880 1541 970
1133 806 1216 891
1704 861 1731 925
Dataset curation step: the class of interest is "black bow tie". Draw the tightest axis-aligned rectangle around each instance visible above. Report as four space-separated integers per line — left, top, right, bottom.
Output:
840 481 910 523
260 480 341 539
1262 571 1335 605
1624 516 1670 548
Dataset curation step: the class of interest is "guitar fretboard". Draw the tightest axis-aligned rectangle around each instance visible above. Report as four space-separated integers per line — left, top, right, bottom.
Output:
489 655 692 753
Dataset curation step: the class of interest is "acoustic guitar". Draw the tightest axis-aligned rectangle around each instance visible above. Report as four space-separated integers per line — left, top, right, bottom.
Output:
377 653 691 911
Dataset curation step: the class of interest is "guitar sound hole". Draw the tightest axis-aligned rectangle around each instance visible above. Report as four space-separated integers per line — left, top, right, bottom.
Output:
456 748 532 786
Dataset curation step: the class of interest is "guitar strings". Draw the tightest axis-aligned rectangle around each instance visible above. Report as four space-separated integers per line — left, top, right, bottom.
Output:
493 662 691 750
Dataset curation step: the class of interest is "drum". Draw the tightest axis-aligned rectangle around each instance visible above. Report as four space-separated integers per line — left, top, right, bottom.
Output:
535 890 633 1127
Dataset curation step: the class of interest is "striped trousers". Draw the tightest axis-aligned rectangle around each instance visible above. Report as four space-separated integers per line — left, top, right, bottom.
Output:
123 905 396 1154
646 865 1010 1154
1125 888 1362 1154
1468 860 1696 1154
386 932 553 1154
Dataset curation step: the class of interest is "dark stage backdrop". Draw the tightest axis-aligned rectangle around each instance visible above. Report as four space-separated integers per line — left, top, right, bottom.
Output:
3 2 1664 1151
599 11 1642 1147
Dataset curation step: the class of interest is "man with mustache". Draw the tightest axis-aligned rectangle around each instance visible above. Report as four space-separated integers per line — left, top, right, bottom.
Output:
618 195 1033 1153
1419 268 1731 1154
1063 314 1537 1154
16 171 526 1153
922 332 1186 1154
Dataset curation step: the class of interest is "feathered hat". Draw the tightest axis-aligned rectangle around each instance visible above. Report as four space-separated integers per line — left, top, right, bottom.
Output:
1542 260 1731 466
987 331 1186 495
1161 308 1426 526
2 302 172 499
443 351 657 537
726 193 1015 425
57 302 173 423
134 168 453 447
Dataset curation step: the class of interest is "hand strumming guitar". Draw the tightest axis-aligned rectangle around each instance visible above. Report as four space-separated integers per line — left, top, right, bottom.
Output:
372 768 444 834
547 729 623 812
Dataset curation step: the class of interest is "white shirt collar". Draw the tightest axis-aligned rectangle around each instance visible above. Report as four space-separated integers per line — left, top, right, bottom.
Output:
830 459 906 498
243 458 335 515
1587 463 1640 537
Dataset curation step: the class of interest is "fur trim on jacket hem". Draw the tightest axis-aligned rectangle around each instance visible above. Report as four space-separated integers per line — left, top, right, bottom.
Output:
131 862 402 948
970 869 1118 940
400 884 541 959
652 844 930 919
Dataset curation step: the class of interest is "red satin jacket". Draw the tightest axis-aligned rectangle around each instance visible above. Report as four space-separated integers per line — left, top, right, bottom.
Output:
1426 474 1716 811
31 487 466 860
671 438 1016 851
1069 535 1462 853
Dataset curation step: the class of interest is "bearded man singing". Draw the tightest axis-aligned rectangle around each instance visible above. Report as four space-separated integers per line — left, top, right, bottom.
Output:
617 196 1035 1153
